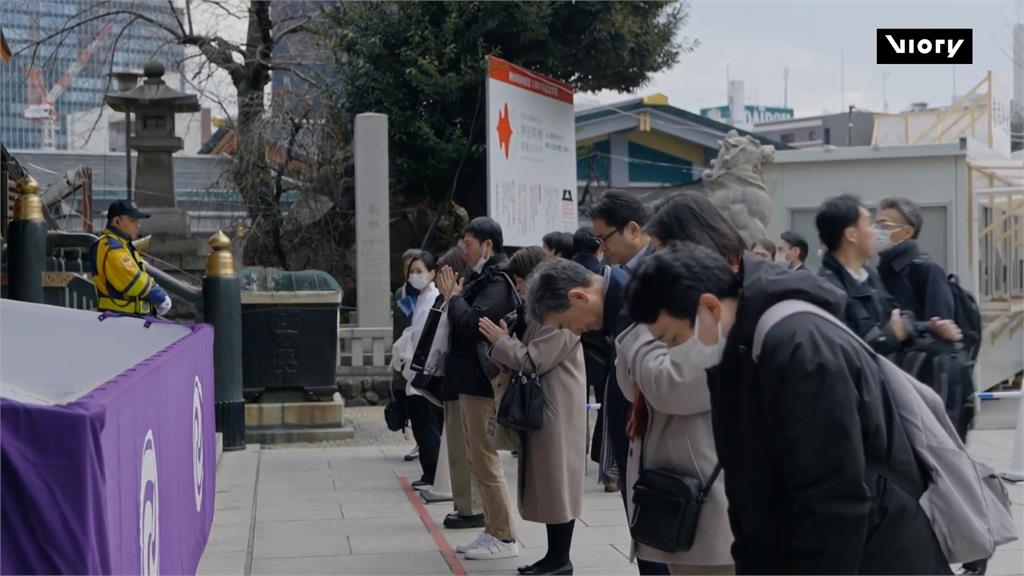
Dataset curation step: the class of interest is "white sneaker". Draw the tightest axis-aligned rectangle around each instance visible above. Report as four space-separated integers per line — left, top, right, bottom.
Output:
463 533 520 560
456 531 487 554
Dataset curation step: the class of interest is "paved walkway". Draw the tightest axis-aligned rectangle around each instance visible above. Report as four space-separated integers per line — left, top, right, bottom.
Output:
199 427 1023 576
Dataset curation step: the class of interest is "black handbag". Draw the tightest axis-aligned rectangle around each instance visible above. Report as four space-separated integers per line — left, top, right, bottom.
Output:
629 457 722 553
384 393 408 432
409 373 444 407
496 353 544 431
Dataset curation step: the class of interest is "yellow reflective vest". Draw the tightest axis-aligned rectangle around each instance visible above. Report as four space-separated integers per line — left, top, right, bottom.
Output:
90 227 161 314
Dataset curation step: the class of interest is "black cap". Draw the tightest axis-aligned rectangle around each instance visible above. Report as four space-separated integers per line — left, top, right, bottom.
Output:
107 200 151 220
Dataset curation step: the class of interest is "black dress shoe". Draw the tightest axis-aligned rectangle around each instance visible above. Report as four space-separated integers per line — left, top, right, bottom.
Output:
442 512 485 529
517 562 573 575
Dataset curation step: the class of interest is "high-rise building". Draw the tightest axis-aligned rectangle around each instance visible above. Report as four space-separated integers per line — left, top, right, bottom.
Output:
0 0 185 151
270 1 328 112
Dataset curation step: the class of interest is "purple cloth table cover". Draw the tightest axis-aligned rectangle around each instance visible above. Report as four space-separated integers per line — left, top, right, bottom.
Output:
2 323 217 575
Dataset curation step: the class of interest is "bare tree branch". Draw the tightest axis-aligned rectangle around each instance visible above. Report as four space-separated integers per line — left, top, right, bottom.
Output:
166 0 187 36
268 64 320 89
274 16 313 42
184 0 196 36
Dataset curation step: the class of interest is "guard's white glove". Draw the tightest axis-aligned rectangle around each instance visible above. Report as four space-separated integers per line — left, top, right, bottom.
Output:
157 295 173 316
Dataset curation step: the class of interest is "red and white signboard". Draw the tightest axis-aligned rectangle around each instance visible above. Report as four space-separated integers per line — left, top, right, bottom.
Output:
486 56 577 247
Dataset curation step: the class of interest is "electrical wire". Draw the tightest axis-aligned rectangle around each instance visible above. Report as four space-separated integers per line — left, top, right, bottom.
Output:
420 80 484 252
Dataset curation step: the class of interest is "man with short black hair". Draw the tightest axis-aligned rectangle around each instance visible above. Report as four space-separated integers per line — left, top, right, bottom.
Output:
624 244 951 574
570 226 604 275
542 231 575 260
437 216 519 560
815 194 959 357
777 230 809 271
90 200 171 316
588 192 652 272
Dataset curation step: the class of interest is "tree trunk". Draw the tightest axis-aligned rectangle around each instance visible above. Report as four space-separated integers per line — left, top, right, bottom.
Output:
233 88 280 267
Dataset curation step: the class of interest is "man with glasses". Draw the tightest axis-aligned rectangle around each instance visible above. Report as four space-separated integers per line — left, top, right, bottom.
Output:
586 192 669 575
589 192 653 273
875 197 982 575
875 197 955 326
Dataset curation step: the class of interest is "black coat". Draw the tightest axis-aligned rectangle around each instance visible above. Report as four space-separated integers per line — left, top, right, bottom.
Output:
708 255 950 574
443 254 517 399
602 265 634 476
571 253 605 275
878 240 955 322
572 256 613 395
818 252 912 357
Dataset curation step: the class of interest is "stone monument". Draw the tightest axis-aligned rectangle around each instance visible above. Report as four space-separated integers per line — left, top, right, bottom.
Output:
702 130 776 246
354 113 391 328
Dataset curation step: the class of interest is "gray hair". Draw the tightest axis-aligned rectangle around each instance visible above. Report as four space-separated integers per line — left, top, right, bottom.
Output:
878 196 923 238
525 259 597 322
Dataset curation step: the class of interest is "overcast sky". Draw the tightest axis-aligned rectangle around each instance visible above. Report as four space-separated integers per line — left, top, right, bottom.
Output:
580 0 1022 116
192 0 1022 119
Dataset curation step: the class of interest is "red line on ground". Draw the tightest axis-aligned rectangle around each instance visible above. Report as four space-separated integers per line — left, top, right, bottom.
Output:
399 475 467 576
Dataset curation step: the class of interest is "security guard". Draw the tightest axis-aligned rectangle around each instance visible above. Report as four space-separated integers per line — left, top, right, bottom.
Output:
90 200 172 316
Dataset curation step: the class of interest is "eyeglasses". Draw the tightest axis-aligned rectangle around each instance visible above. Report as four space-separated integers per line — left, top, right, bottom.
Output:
875 219 908 232
597 228 622 245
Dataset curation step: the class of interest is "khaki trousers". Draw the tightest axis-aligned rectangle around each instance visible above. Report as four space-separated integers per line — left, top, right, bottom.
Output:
459 394 516 541
667 564 735 575
444 400 482 517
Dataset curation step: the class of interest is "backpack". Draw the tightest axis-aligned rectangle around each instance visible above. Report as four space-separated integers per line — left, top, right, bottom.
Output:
752 300 1017 564
910 257 983 360
947 273 983 360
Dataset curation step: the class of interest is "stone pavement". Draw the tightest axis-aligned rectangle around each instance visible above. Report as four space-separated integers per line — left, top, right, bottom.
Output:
199 426 1024 576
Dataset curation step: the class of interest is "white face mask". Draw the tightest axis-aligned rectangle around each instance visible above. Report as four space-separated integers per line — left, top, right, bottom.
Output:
407 272 431 291
873 226 898 253
472 246 491 274
774 251 789 266
670 311 726 370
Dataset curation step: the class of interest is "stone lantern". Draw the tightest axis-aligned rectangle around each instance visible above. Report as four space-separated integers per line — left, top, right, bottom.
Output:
104 61 200 211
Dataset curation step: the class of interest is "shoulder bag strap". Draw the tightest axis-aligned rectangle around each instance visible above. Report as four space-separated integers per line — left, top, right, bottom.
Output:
699 463 723 500
753 299 871 363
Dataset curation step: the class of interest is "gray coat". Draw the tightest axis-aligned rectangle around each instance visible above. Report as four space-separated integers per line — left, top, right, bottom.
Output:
615 323 734 567
490 322 586 524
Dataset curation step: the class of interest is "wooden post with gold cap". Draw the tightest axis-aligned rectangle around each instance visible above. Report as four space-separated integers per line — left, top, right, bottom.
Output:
202 230 245 450
8 176 47 303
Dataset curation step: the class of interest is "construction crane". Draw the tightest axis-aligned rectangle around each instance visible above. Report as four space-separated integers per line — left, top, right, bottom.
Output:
23 22 114 150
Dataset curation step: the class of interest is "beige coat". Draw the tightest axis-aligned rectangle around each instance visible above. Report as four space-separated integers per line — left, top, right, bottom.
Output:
490 322 586 524
615 323 734 567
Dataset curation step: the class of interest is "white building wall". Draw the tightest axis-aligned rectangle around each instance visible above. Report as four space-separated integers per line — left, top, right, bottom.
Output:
764 141 970 285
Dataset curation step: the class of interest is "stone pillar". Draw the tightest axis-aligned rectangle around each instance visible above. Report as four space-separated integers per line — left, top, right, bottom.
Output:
354 113 391 328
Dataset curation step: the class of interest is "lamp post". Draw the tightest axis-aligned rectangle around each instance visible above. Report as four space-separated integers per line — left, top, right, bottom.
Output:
103 61 200 209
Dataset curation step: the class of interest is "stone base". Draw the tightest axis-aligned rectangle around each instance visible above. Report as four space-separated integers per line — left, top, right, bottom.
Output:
141 206 191 236
245 401 350 445
245 401 345 428
336 375 392 406
246 426 355 445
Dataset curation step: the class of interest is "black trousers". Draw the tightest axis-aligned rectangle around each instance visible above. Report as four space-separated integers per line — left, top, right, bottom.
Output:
407 395 444 484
